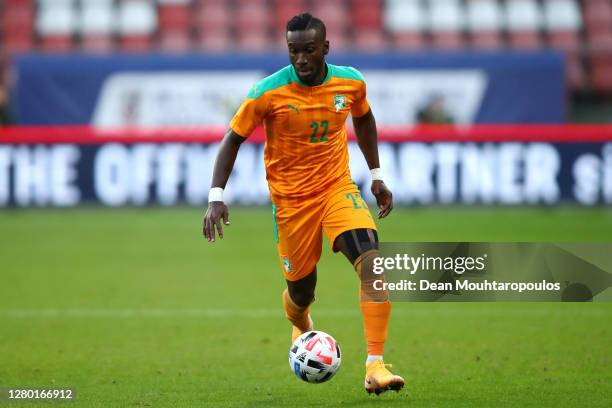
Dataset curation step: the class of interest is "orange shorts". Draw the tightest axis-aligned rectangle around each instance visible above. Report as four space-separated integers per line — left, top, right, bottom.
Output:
272 177 377 281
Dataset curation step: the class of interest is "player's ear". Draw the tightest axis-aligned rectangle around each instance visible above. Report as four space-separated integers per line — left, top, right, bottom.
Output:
323 40 329 55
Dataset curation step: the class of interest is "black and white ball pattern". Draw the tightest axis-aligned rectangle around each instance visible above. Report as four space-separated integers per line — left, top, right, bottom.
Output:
288 331 341 383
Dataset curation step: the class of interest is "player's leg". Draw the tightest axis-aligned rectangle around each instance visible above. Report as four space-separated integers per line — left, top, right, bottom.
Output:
334 229 404 394
322 179 404 394
333 229 389 360
283 268 316 342
273 201 323 342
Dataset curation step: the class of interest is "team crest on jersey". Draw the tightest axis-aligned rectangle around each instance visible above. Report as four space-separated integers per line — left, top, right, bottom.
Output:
334 95 346 112
282 256 294 273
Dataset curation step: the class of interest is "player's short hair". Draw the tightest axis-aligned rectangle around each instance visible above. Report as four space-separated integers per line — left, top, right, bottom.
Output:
286 13 326 40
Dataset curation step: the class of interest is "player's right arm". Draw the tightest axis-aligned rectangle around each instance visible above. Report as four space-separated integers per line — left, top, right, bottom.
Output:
203 82 270 242
203 129 246 242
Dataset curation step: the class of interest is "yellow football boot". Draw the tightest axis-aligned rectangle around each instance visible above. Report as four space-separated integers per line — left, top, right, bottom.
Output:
364 360 405 395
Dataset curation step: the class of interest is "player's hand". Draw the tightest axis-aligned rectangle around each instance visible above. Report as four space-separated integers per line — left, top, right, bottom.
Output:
371 180 393 219
203 202 230 242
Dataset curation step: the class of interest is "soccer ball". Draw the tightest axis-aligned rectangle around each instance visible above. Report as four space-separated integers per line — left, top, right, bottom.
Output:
288 331 341 383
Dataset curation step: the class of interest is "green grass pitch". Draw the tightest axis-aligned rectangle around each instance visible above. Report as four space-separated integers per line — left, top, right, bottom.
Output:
0 206 611 407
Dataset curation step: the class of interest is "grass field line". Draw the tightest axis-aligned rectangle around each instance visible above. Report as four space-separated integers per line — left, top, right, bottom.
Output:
0 306 608 319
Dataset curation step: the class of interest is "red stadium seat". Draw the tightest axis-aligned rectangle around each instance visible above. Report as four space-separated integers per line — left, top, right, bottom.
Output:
81 35 114 53
351 0 382 6
353 29 388 51
590 52 612 93
312 2 348 30
196 3 230 34
2 5 34 32
509 32 542 49
326 28 351 52
237 0 267 7
5 0 34 6
158 4 192 32
583 0 612 33
236 32 270 52
391 32 427 51
194 0 226 5
40 36 73 52
273 35 288 52
469 31 503 49
196 29 233 52
432 32 464 50
548 31 581 52
1 5 34 52
583 1 612 56
350 0 382 30
120 35 153 53
587 28 612 52
236 3 270 33
159 30 192 52
565 53 586 91
311 0 336 8
547 28 584 90
3 33 35 53
275 1 305 33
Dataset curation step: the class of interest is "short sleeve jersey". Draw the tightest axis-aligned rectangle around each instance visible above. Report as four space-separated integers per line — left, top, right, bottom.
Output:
229 63 370 202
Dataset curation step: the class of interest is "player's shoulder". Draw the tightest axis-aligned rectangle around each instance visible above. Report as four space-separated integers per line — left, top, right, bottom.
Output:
248 66 293 99
329 64 366 83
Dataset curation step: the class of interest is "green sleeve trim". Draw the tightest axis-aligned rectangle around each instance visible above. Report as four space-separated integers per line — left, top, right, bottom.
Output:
330 65 365 83
248 66 293 99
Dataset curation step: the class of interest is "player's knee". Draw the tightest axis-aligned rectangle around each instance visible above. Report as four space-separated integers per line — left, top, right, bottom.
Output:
286 269 316 307
355 249 388 302
287 285 315 307
354 249 379 282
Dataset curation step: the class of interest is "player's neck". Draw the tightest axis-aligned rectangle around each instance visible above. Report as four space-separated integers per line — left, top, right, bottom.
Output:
305 63 328 87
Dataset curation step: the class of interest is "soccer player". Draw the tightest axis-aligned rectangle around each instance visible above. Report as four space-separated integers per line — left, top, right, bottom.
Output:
203 13 404 395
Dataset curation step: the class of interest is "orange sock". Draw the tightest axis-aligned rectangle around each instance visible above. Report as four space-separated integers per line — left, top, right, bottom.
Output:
282 289 311 331
354 250 391 356
360 300 391 355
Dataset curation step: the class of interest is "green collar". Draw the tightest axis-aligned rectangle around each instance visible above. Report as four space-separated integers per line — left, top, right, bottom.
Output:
289 63 332 87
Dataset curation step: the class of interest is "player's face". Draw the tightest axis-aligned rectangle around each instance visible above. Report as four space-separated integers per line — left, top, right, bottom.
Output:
287 29 329 86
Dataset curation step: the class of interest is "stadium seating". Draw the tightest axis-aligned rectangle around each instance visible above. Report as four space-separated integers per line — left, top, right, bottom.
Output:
79 0 115 52
0 0 611 93
235 0 271 52
505 0 544 49
543 0 584 89
37 0 76 51
384 0 427 50
466 0 505 49
351 0 383 30
117 0 157 52
429 0 465 49
1 1 35 53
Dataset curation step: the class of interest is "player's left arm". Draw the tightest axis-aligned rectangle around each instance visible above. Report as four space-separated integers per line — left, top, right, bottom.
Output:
352 108 393 219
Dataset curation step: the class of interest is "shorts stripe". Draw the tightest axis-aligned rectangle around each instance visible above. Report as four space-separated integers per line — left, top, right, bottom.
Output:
272 204 279 243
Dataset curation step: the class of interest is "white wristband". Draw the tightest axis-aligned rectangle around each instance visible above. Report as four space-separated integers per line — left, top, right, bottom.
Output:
370 168 383 181
208 187 224 203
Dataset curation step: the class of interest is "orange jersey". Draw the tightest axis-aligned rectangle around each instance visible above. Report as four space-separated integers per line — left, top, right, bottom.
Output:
230 63 370 203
